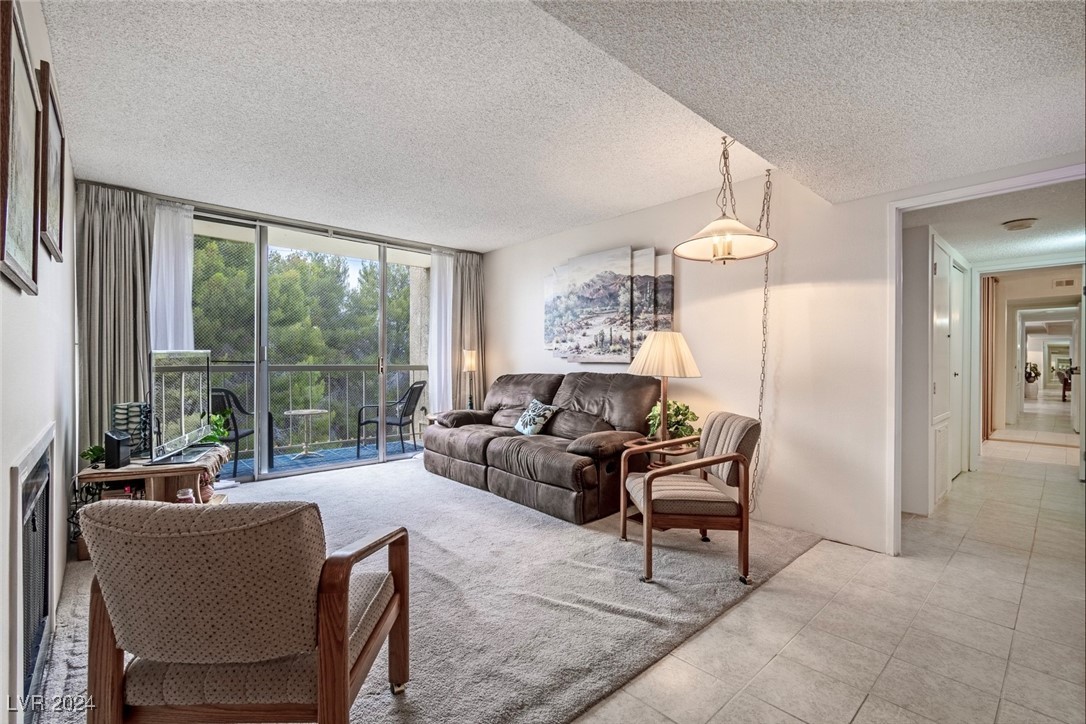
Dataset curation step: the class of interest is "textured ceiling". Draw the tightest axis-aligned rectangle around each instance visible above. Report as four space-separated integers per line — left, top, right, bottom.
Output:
41 1 771 252
536 1 1085 203
903 180 1086 263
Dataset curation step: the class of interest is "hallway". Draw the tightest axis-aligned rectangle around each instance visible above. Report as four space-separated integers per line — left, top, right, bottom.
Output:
985 390 1079 466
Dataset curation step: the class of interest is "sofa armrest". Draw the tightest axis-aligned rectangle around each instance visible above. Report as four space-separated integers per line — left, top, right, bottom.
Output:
434 409 494 427
567 430 646 458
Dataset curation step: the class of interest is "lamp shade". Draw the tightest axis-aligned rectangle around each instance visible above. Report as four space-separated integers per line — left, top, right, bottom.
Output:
629 331 701 378
673 215 777 263
462 349 478 372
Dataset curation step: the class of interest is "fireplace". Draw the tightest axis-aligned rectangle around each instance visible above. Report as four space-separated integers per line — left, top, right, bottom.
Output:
9 423 54 713
21 447 50 700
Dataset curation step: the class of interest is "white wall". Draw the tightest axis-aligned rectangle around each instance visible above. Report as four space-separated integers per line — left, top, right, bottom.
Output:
900 227 931 514
484 152 1085 552
0 2 77 715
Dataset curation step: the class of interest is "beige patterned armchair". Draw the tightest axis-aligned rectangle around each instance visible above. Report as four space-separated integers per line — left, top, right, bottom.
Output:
620 411 761 584
79 500 408 724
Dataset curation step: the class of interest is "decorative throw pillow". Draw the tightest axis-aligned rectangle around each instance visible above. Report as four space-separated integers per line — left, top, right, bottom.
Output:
514 399 558 435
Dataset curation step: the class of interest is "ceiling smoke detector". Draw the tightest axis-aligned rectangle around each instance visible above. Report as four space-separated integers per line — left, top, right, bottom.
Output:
1001 217 1038 231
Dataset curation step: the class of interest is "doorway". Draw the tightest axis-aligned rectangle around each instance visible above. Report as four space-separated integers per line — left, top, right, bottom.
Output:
889 168 1085 554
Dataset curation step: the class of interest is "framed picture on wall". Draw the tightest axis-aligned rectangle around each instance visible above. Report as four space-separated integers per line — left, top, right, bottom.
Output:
0 0 42 294
38 60 63 261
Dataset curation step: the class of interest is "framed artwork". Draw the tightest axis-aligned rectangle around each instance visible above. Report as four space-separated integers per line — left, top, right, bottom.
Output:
38 60 63 261
0 0 42 294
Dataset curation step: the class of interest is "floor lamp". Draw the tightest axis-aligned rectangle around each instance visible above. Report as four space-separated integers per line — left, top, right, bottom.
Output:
462 349 478 410
628 331 701 441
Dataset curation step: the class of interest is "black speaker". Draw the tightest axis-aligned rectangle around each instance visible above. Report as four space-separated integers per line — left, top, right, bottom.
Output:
104 429 131 469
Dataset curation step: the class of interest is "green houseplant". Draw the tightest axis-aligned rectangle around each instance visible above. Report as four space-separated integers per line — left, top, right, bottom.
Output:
647 400 700 440
201 411 230 443
79 444 106 468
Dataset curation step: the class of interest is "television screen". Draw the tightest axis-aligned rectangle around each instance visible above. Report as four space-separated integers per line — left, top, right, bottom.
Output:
150 350 212 462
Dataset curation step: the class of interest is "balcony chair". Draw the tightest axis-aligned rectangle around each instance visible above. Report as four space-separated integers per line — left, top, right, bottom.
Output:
80 499 409 724
357 380 427 457
211 388 256 478
620 411 761 584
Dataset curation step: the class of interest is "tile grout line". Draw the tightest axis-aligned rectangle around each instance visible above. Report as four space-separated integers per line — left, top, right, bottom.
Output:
704 546 877 723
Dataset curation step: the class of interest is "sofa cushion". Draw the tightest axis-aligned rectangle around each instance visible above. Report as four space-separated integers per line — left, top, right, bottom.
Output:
548 372 660 438
483 373 564 428
434 409 494 427
566 430 645 458
424 423 516 465
514 399 558 435
486 435 597 491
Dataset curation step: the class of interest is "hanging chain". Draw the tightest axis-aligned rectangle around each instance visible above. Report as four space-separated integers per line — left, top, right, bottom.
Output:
716 136 737 218
750 169 772 513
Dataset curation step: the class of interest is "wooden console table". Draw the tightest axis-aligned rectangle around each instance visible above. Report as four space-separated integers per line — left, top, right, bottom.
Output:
76 445 230 504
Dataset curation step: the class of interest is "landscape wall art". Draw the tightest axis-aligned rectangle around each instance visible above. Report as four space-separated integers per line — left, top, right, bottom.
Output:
544 245 675 364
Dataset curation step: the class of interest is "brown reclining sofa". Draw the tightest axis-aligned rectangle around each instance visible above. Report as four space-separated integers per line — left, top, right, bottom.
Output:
423 372 660 523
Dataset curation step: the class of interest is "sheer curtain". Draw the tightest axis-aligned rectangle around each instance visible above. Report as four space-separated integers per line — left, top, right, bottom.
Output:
150 201 195 350
76 183 155 447
428 250 454 412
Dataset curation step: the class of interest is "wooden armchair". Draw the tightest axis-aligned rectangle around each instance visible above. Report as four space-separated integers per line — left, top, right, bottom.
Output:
79 500 408 724
619 411 761 584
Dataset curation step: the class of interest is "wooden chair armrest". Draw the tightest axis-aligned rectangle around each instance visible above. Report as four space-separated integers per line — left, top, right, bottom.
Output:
320 527 408 594
645 453 748 482
619 435 700 464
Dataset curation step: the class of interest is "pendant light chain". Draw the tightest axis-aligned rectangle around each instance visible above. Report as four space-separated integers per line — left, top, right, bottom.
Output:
716 136 738 218
750 169 773 513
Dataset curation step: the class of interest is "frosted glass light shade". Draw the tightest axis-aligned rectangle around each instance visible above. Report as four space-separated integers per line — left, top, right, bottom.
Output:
629 331 701 378
673 215 777 263
462 349 478 372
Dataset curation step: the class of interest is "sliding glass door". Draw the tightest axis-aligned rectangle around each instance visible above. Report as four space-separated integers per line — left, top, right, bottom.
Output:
190 215 429 480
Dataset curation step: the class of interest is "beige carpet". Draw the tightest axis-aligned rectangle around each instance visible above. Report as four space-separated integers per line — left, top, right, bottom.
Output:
40 456 818 723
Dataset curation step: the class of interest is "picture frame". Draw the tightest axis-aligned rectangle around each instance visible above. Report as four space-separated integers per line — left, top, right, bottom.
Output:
0 0 42 294
38 60 63 261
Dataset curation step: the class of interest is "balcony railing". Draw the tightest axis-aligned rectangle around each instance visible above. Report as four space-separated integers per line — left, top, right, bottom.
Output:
195 363 429 476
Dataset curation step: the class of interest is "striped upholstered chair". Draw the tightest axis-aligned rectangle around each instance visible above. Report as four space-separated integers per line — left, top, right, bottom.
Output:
619 411 761 584
79 500 408 724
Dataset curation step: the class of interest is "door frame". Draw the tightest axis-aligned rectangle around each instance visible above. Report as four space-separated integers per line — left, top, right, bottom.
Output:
886 162 1085 555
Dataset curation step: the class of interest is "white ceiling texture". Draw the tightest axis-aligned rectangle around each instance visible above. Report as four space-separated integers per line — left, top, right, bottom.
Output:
903 180 1086 263
42 1 1085 252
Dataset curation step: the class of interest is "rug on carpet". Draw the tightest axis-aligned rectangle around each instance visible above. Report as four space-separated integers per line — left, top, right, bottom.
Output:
39 457 819 724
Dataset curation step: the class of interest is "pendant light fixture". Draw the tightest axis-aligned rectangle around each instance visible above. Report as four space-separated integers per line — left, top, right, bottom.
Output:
673 135 777 264
672 135 777 513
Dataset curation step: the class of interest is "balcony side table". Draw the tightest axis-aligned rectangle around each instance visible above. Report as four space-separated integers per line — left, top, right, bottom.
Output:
283 408 329 459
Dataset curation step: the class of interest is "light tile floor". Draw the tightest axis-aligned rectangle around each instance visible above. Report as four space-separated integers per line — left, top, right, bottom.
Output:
576 459 1085 724
987 390 1079 465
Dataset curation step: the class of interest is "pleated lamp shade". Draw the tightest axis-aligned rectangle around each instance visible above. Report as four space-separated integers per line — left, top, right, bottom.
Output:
629 331 701 378
462 349 478 372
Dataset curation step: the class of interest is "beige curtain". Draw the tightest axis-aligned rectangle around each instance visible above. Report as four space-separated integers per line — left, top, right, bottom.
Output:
77 183 155 448
980 275 998 440
450 251 485 409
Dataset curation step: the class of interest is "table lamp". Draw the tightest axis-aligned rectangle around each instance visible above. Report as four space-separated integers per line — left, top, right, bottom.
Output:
462 349 478 409
628 331 701 441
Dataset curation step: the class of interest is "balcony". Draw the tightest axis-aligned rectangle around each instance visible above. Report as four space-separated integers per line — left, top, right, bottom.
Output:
208 363 429 478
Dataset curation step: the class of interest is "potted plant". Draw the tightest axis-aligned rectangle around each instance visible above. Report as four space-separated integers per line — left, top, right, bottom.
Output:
79 444 106 469
647 400 700 440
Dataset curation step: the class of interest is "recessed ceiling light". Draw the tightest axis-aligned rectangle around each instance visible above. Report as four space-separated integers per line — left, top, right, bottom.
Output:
1001 217 1037 231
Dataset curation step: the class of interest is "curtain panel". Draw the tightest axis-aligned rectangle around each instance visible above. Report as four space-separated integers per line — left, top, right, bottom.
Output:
77 183 155 448
451 251 485 410
149 201 195 350
428 250 455 413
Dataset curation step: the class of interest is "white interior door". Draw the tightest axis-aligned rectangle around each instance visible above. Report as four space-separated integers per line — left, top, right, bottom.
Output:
950 265 966 478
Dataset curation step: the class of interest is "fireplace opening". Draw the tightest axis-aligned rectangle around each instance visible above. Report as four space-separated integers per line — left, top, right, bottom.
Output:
21 447 50 702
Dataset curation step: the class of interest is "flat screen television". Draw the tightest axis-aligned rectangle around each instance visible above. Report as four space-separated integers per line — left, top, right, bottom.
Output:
148 350 213 464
